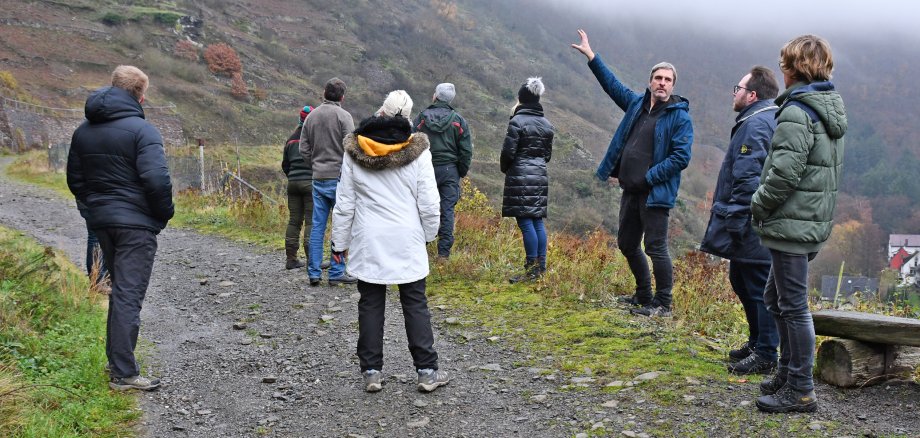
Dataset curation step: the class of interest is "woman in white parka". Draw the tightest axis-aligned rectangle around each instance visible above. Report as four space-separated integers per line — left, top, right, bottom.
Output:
331 90 449 394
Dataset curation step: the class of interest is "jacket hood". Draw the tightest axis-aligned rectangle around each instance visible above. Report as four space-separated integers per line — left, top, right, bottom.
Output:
418 101 455 133
84 86 145 123
785 81 847 139
344 131 430 170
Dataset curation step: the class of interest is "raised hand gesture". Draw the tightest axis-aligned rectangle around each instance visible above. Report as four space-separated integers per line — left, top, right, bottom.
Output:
570 29 595 61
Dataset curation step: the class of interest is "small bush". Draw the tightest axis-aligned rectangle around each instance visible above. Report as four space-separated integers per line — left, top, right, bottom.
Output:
203 43 242 76
230 72 249 100
100 12 126 26
174 40 198 62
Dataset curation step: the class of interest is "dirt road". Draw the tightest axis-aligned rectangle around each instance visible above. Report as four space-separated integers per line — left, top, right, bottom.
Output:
2 157 918 437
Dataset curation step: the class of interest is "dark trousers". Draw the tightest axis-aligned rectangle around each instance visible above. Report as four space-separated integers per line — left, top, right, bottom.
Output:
434 164 460 258
95 227 158 379
729 260 778 361
285 179 313 260
617 190 673 308
356 278 438 372
763 249 815 392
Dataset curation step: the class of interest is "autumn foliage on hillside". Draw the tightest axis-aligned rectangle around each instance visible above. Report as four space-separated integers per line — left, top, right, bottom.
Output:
203 43 247 99
204 43 242 76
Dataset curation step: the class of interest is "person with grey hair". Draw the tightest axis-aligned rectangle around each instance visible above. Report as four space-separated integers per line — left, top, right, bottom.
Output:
571 29 693 317
332 90 448 393
412 82 473 259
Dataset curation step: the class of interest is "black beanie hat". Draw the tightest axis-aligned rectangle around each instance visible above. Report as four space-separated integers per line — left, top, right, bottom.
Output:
517 77 544 104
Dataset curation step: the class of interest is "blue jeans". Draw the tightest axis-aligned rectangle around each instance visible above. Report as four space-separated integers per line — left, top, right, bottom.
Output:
729 260 778 361
308 179 345 279
515 217 546 259
763 249 815 392
617 191 673 308
434 164 460 258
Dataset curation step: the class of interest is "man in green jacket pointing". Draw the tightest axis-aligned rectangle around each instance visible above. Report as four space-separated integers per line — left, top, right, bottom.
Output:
752 34 847 414
413 83 474 259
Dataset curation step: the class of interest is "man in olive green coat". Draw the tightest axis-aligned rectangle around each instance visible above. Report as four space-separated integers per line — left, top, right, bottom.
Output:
751 34 847 414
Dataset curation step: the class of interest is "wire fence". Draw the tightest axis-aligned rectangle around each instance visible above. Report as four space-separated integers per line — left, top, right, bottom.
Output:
0 94 177 118
46 143 278 203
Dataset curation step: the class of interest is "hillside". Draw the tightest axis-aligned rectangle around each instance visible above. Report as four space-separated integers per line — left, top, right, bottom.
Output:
2 0 919 272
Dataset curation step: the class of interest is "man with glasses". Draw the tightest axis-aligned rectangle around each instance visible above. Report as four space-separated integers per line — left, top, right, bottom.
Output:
571 29 693 317
701 66 780 374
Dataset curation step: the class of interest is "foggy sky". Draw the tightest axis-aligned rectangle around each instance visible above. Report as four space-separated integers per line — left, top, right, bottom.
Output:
557 0 909 40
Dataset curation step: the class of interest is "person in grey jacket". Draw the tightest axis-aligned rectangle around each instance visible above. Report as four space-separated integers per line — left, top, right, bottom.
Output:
67 65 173 391
501 78 554 283
700 66 779 375
299 78 357 286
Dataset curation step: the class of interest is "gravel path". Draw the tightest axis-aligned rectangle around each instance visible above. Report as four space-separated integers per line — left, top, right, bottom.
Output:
2 157 919 437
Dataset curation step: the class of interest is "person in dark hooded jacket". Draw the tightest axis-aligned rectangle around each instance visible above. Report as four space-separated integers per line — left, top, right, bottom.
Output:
412 83 473 259
67 65 173 391
700 66 780 375
501 77 554 283
281 105 314 270
752 35 847 414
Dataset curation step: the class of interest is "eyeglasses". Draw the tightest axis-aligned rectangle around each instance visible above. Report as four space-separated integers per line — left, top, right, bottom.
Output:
733 85 752 94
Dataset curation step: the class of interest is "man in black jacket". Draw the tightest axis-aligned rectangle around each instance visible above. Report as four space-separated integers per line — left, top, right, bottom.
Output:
67 65 174 391
700 66 779 375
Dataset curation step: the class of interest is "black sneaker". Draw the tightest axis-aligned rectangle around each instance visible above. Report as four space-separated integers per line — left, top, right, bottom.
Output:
617 295 650 307
309 277 321 287
328 274 358 286
728 342 754 363
285 259 306 270
630 304 672 318
760 374 787 395
755 383 817 413
727 353 777 375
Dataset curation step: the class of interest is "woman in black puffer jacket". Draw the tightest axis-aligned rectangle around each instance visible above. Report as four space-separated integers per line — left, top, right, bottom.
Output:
500 77 555 283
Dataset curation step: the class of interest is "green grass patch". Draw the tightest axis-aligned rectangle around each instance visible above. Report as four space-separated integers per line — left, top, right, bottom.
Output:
0 226 139 437
6 150 70 197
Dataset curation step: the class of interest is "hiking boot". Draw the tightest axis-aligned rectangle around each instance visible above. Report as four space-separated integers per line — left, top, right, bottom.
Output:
363 370 383 393
509 257 538 284
755 383 818 413
760 374 787 395
630 304 672 317
617 294 650 307
109 375 161 391
328 274 358 286
320 260 331 270
727 353 777 375
309 277 322 287
728 341 754 363
285 259 305 270
417 368 450 392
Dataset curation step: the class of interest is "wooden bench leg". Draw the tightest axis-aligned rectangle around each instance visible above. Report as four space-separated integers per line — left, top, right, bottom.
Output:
816 338 920 388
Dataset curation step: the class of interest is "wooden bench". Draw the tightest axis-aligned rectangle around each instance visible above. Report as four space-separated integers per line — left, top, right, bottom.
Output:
813 310 920 387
